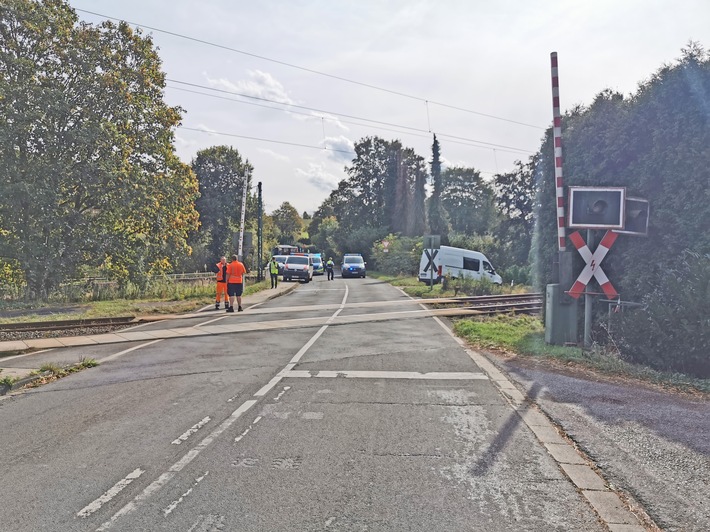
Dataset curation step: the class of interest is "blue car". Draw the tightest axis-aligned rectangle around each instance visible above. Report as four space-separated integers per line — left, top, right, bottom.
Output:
341 254 366 278
310 253 324 275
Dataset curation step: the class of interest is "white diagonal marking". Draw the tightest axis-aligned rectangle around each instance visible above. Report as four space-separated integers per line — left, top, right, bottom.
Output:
77 468 144 518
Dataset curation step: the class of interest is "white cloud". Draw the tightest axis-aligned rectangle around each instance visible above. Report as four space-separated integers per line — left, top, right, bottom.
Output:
320 135 355 163
258 148 290 162
194 123 218 134
205 70 294 106
295 162 340 193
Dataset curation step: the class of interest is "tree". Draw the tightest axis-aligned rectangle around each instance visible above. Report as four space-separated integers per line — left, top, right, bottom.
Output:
440 167 497 235
427 135 450 243
531 44 710 375
341 137 427 238
494 156 539 272
192 145 253 260
271 202 302 244
0 0 199 293
345 136 399 229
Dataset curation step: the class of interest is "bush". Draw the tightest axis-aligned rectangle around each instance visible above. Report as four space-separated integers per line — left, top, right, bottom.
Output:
443 275 504 296
500 264 531 286
613 251 709 377
370 234 420 276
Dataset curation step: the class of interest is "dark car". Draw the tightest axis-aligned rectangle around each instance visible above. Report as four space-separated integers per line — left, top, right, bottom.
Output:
341 254 366 278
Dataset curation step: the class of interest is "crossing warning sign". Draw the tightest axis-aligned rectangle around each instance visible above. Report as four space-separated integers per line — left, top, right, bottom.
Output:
568 230 619 299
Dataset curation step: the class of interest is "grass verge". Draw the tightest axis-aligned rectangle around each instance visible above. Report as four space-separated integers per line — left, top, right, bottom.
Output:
0 279 272 324
453 314 710 396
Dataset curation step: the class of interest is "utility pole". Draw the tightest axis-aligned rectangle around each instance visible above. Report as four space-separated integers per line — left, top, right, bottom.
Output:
257 182 263 281
237 177 248 261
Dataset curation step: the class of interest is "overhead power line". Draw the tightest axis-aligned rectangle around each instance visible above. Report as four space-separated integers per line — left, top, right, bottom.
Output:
166 80 533 155
75 7 544 130
178 125 501 176
178 126 355 155
167 85 530 158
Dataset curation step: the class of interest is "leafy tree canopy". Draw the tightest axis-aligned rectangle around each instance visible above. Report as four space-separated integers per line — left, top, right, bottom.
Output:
271 202 302 244
0 0 199 293
191 145 253 259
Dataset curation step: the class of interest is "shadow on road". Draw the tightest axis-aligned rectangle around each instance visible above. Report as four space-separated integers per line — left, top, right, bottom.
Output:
470 382 542 476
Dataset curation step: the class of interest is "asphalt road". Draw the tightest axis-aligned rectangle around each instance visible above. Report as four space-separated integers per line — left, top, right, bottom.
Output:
492 356 709 532
1 276 625 531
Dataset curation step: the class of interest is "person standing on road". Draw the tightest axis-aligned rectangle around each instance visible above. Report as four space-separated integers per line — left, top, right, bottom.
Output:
212 256 228 310
325 257 335 281
269 257 280 289
226 254 247 312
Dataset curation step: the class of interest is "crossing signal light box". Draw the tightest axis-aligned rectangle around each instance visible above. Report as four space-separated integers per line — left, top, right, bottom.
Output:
616 197 650 236
568 187 625 229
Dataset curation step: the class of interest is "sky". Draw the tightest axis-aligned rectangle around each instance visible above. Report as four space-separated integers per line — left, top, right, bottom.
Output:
69 0 709 215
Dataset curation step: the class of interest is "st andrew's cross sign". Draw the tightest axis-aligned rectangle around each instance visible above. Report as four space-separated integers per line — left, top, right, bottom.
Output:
568 230 619 299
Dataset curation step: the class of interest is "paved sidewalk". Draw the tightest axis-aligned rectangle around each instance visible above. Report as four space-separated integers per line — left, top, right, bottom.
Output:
0 282 299 382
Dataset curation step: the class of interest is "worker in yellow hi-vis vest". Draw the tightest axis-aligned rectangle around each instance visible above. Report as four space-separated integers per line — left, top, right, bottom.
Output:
269 257 280 288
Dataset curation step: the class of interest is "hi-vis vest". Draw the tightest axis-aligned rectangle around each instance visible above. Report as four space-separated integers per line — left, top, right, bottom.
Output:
270 261 279 274
215 262 227 282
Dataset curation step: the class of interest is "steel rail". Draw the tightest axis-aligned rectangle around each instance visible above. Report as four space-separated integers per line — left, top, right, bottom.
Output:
0 316 138 333
0 294 543 334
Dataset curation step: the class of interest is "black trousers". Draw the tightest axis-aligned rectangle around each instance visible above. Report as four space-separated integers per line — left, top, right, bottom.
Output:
270 273 278 287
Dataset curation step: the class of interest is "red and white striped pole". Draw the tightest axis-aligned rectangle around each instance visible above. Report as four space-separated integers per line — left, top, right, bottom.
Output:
551 52 566 251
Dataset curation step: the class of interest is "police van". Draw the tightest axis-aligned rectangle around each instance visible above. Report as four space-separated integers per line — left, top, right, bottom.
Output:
418 246 502 285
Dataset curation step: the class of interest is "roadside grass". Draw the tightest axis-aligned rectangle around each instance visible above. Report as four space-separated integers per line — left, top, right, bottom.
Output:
369 272 530 298
0 279 272 324
23 358 100 389
0 369 16 388
453 314 710 396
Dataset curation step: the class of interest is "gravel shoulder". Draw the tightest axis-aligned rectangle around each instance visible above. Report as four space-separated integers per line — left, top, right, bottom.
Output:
484 351 709 532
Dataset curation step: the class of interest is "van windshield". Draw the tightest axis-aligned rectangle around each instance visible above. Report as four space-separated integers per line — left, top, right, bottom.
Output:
483 261 495 274
287 256 308 265
344 256 363 264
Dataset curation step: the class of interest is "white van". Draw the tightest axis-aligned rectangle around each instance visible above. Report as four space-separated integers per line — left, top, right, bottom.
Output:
418 246 503 285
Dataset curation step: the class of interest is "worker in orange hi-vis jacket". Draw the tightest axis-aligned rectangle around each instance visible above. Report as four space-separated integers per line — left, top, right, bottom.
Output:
212 256 229 310
225 254 247 313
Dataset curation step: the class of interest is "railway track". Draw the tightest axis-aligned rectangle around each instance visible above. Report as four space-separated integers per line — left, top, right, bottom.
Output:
0 293 543 340
426 292 543 316
0 316 138 334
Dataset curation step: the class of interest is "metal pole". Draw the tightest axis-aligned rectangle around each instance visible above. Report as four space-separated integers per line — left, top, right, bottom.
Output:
237 175 248 260
584 229 594 348
551 52 566 255
257 182 263 282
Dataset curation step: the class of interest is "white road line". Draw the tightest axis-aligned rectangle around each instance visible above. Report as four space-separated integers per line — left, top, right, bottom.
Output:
0 348 54 362
96 400 257 531
172 416 211 445
162 471 209 517
97 286 349 530
77 468 145 518
194 316 226 328
98 339 163 363
273 386 290 402
283 370 489 380
254 285 348 398
234 416 262 443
